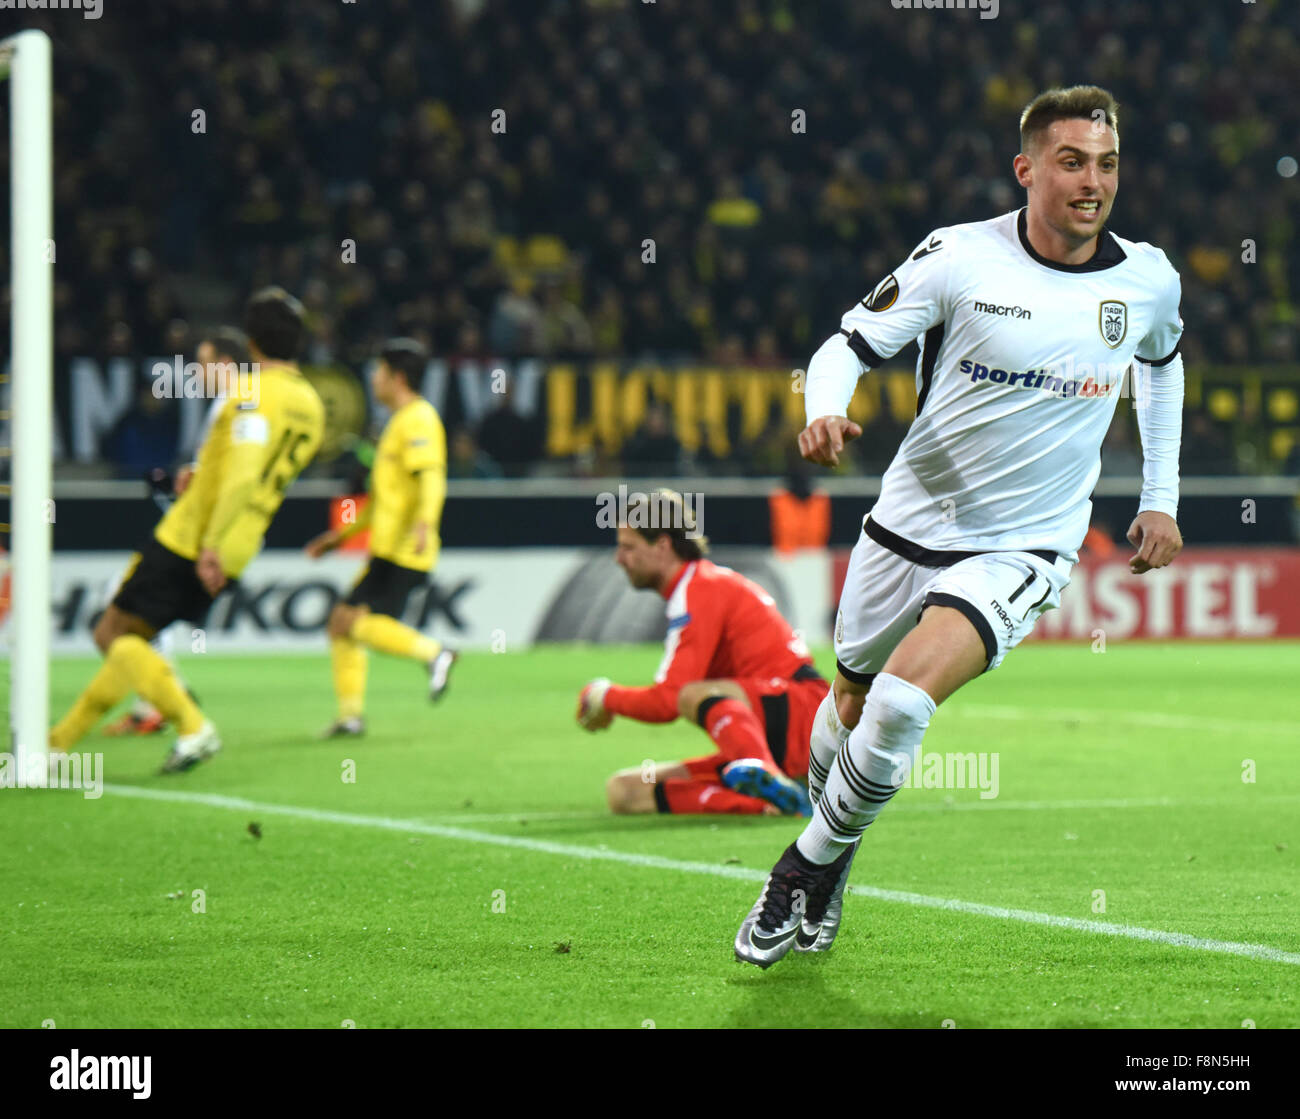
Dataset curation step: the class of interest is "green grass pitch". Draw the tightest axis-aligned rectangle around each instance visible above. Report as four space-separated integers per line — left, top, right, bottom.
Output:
2 641 1297 1028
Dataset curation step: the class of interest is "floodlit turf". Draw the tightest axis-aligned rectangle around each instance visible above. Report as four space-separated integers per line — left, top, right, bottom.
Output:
2 642 1298 1028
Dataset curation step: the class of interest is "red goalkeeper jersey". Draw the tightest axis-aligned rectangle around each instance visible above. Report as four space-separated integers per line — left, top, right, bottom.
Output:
604 560 815 723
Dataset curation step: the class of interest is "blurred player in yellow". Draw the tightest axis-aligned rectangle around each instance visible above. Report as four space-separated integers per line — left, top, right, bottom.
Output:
305 339 455 737
103 325 250 737
50 288 325 772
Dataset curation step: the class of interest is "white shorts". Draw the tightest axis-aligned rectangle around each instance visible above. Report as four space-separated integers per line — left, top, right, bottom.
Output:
834 518 1073 680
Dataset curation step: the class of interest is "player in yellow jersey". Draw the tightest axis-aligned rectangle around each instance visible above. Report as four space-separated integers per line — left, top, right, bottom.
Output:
103 326 250 737
50 288 325 772
305 339 455 737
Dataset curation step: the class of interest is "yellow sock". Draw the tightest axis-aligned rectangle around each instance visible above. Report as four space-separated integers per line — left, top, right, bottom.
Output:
351 613 440 663
50 645 136 751
331 637 367 720
114 634 205 736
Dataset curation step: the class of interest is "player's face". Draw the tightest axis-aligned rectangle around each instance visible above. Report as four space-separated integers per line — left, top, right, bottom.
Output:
1024 118 1118 245
371 360 394 407
615 526 667 589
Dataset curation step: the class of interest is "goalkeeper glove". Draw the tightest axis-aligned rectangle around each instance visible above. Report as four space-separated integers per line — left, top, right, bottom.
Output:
576 678 614 732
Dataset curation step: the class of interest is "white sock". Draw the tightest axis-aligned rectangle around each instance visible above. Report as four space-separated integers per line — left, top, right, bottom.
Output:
797 673 936 864
807 690 850 806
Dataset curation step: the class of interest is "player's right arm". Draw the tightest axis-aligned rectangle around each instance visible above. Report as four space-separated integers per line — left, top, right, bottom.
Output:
578 581 725 728
404 408 447 558
196 409 272 589
1128 258 1186 574
801 227 953 466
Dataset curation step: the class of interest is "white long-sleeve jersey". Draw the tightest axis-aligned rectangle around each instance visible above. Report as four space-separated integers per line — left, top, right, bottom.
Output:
806 207 1184 562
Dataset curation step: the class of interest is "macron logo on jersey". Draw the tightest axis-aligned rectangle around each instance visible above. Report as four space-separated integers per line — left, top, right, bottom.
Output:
958 357 1118 399
973 300 1032 320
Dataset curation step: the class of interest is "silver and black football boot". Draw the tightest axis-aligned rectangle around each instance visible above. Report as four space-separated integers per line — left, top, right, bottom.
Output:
734 842 855 969
794 839 859 952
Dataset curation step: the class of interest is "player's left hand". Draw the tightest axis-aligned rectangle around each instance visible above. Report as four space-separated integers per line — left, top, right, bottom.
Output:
413 521 429 556
1126 511 1182 574
196 548 228 595
576 678 614 732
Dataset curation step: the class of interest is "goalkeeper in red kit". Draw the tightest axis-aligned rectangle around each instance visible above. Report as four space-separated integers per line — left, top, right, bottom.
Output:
576 490 828 817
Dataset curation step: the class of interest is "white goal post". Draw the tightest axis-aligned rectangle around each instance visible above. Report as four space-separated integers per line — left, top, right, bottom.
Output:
3 30 53 777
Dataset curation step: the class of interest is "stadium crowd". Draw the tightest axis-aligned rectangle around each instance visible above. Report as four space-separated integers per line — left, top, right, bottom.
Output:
1 0 1297 478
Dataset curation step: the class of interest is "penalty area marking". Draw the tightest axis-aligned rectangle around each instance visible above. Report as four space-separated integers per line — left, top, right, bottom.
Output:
103 782 1300 968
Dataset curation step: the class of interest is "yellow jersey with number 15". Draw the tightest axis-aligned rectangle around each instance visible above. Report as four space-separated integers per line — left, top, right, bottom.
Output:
155 363 324 576
368 397 447 573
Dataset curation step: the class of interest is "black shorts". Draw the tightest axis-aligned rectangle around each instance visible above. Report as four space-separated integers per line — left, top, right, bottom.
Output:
111 537 216 631
345 557 427 618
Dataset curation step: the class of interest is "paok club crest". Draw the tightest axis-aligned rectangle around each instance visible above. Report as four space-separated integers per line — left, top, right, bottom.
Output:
1099 300 1128 348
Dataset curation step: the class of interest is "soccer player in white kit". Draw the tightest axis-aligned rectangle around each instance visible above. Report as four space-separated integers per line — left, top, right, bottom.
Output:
736 86 1186 967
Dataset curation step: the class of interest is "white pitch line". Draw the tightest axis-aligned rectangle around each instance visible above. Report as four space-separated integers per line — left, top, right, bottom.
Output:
422 810 612 824
102 783 1300 967
838 885 1300 966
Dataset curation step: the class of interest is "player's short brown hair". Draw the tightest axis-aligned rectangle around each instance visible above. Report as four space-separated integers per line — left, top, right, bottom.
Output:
1020 85 1120 154
201 326 249 366
623 488 709 561
244 286 305 361
379 337 428 388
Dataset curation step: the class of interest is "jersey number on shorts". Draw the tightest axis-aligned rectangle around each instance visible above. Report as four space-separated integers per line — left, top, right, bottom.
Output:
1007 567 1052 619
